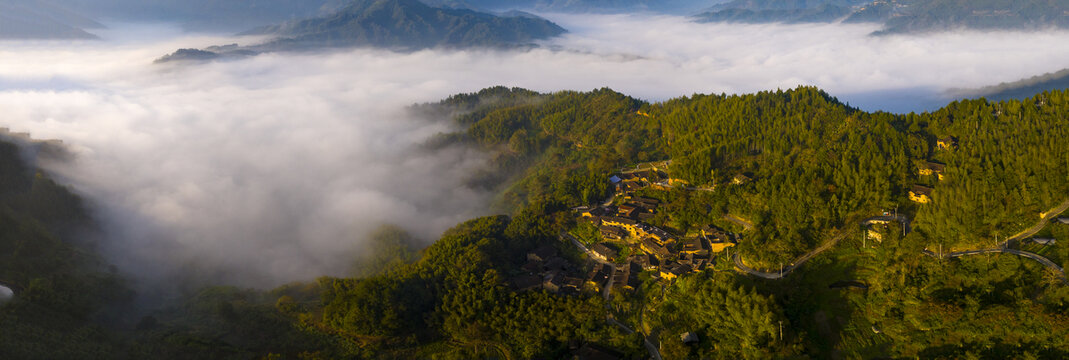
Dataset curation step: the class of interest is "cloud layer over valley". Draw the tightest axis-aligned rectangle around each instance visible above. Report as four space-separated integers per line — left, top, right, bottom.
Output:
2 14 1069 289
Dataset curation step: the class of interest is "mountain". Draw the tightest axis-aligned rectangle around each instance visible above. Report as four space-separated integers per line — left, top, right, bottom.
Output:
696 0 1069 34
0 0 102 39
158 0 566 62
704 0 869 12
949 67 1069 101
694 3 855 23
5 86 1069 358
529 0 724 14
252 0 566 49
419 0 730 14
694 0 870 24
875 0 1069 34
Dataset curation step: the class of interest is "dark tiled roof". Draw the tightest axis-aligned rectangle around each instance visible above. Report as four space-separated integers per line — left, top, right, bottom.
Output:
925 161 946 172
592 243 618 259
911 185 934 196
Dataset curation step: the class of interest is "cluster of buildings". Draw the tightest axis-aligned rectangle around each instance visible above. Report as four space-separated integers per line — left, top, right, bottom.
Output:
576 196 737 288
910 137 956 204
609 169 666 193
510 245 587 296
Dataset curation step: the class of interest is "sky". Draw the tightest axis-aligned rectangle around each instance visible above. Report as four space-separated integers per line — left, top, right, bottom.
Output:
1 14 1068 289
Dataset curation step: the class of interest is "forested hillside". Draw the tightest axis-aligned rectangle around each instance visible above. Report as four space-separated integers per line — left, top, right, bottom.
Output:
256 0 565 49
0 137 130 358
4 85 1069 358
440 86 1068 265
157 0 567 62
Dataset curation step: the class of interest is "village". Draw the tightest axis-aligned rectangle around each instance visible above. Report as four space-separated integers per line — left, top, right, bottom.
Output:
509 136 1067 301
509 162 739 298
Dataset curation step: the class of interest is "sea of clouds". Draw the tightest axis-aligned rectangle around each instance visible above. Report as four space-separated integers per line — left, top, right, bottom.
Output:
2 15 1068 289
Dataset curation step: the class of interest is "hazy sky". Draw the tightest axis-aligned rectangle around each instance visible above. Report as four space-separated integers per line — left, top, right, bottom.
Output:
2 14 1068 288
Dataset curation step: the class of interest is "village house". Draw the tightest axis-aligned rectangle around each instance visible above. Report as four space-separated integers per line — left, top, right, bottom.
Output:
591 243 618 262
629 197 660 212
543 272 565 293
562 277 584 296
602 217 674 243
631 170 661 183
630 254 658 271
732 173 752 185
641 237 672 260
677 253 691 266
679 253 709 271
617 204 638 218
678 237 708 256
937 137 957 150
699 225 735 252
580 206 609 218
909 185 934 204
636 212 656 222
637 223 673 243
613 267 636 291
602 216 638 234
918 161 947 181
617 181 643 193
586 263 612 288
659 263 691 280
699 224 727 239
599 225 627 240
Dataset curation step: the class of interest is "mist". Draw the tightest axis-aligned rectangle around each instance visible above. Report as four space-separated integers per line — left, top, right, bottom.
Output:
2 13 1069 290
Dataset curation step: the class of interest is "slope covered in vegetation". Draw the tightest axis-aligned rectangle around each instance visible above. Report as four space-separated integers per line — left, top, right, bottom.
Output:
4 85 1069 359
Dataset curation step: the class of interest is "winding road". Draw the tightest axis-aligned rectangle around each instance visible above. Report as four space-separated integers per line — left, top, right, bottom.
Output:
920 199 1069 283
1004 199 1069 246
922 248 1067 283
734 215 911 279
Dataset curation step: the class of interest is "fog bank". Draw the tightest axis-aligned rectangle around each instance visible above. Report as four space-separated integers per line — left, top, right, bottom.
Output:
2 14 1069 288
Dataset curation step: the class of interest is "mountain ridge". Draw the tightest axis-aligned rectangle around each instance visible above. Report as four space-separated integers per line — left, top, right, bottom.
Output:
695 0 1069 34
157 0 566 62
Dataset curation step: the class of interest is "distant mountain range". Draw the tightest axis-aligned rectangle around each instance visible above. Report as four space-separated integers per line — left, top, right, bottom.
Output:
695 0 1069 34
422 0 726 14
696 2 861 23
0 0 103 39
949 68 1069 102
157 0 567 62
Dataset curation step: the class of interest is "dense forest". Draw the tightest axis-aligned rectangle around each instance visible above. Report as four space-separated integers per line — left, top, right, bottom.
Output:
434 86 1068 266
3 85 1069 358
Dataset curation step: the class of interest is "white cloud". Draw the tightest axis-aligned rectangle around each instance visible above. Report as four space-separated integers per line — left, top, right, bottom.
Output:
1 14 1068 288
